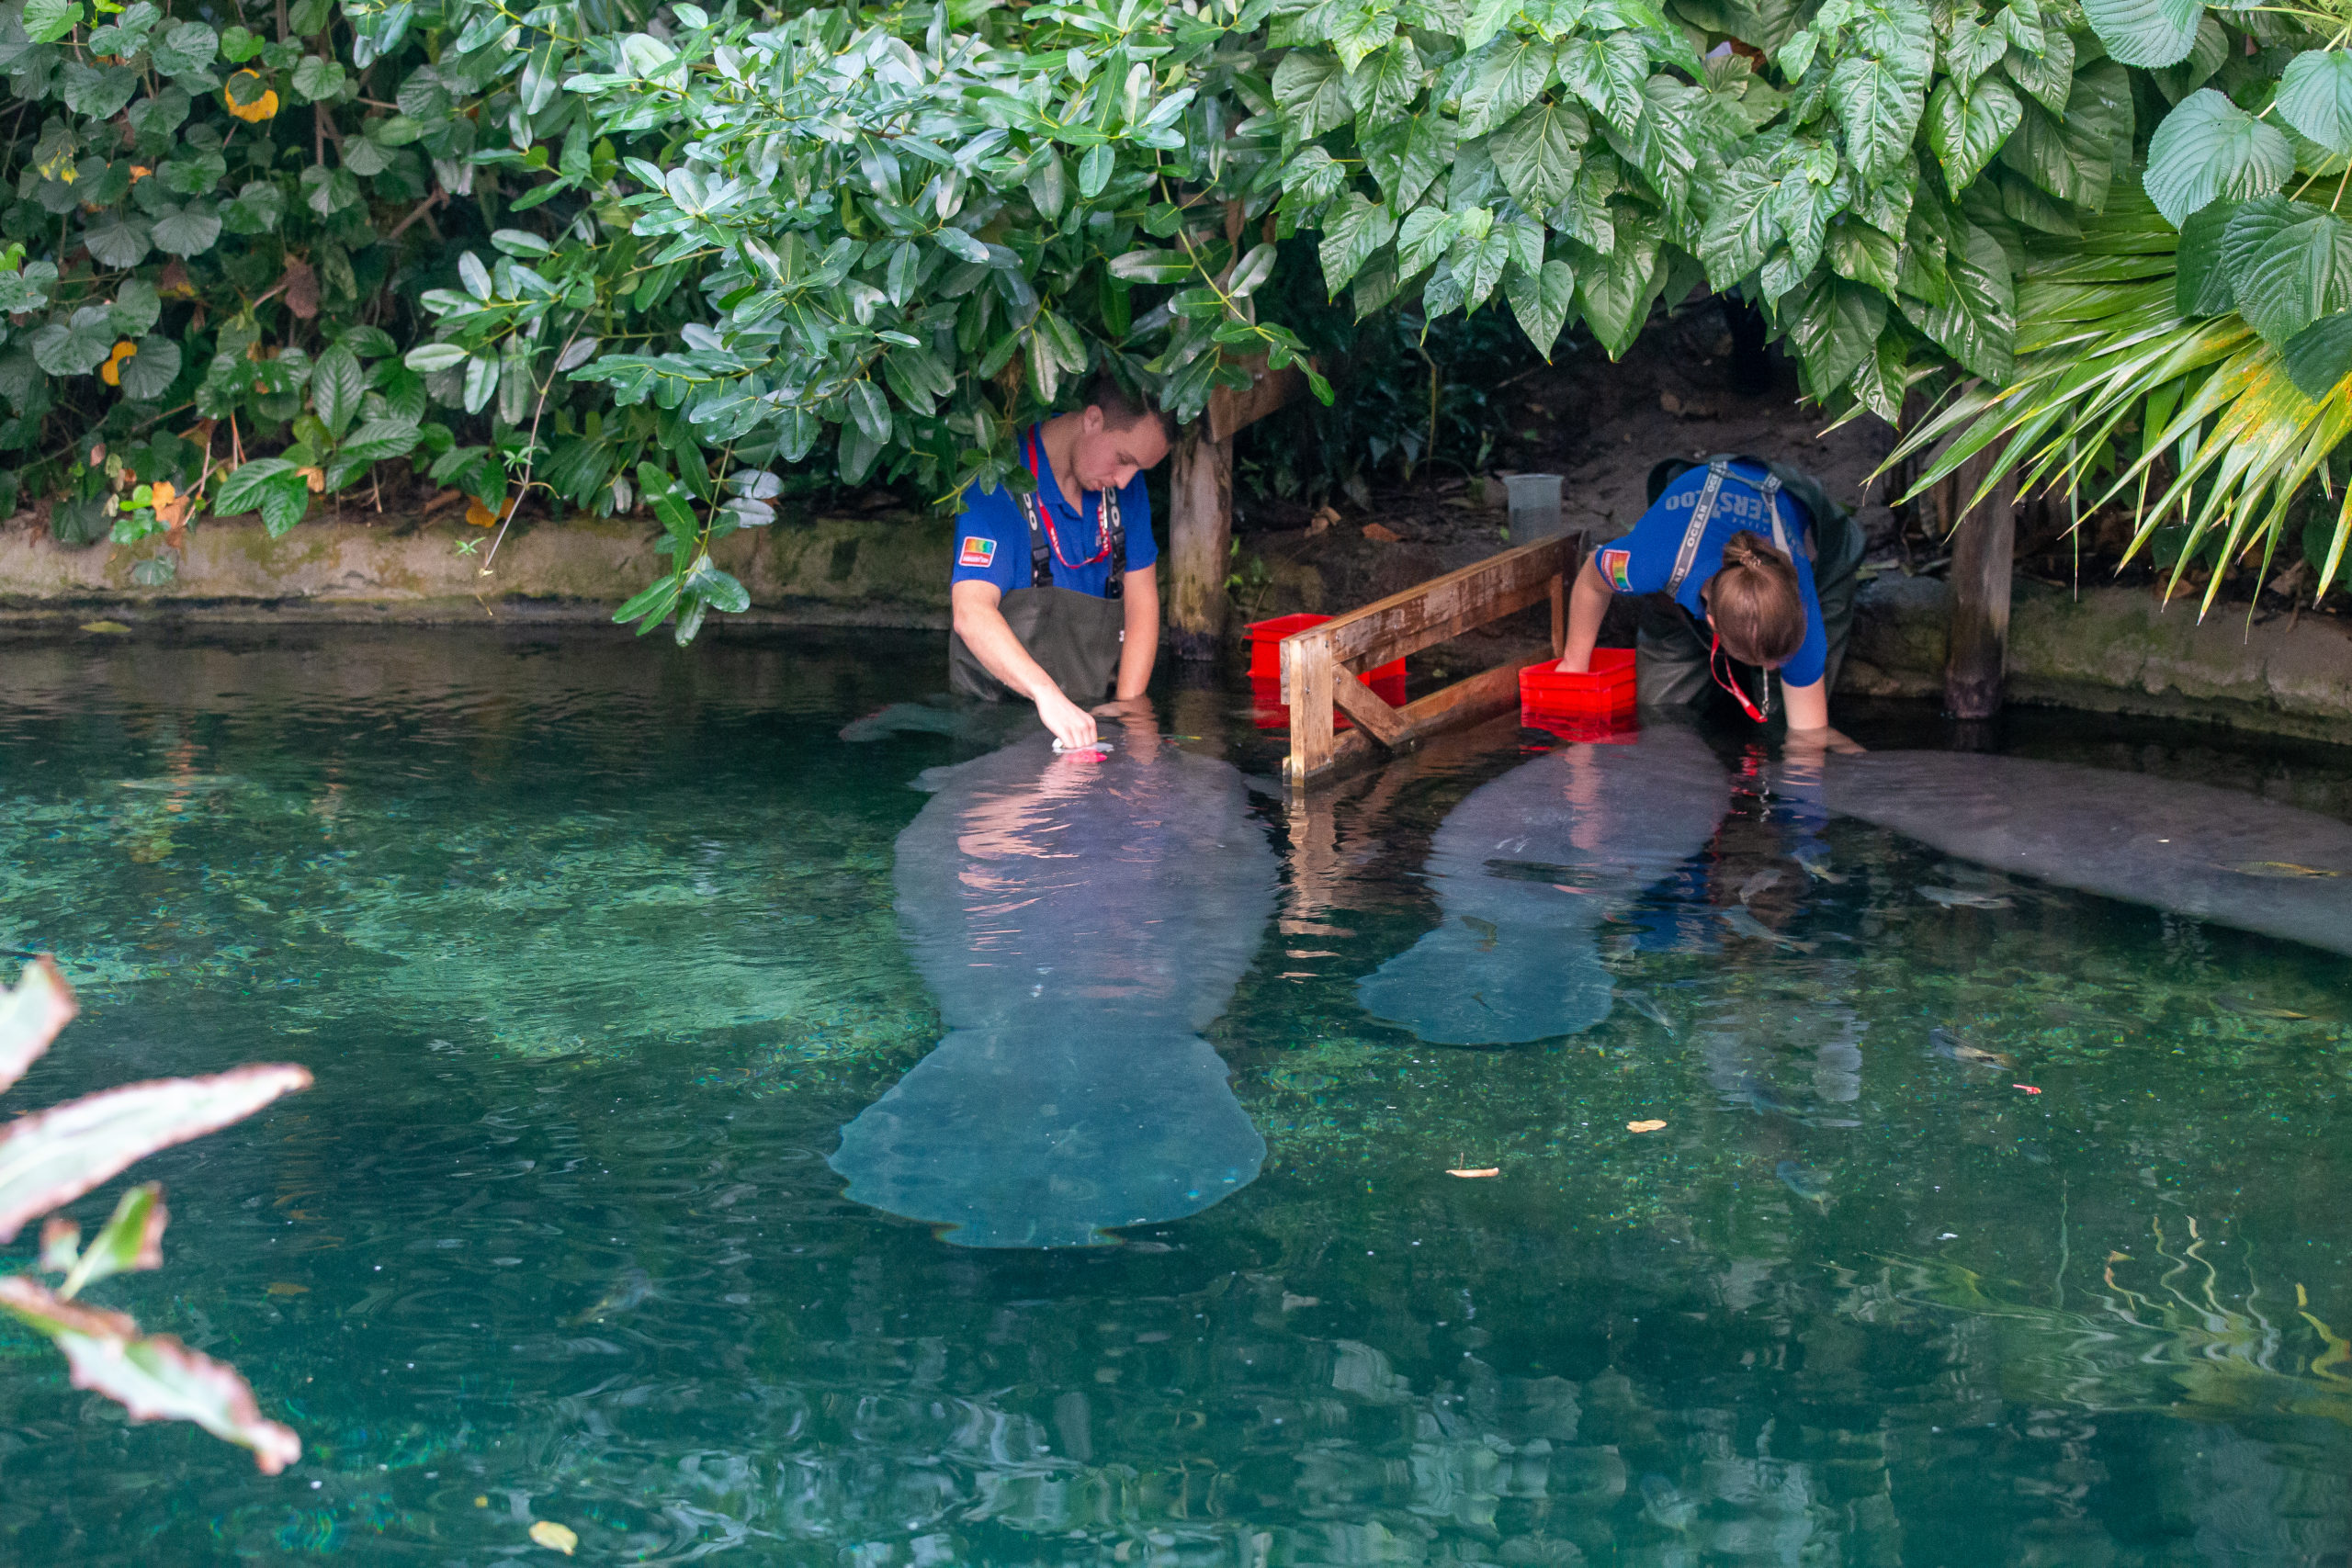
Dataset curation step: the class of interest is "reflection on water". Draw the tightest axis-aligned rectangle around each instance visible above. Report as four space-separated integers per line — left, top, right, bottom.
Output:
0 633 2347 1565
832 715 1272 1245
1355 724 1727 1045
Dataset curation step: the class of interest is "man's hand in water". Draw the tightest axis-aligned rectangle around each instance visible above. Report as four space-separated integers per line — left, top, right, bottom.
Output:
1035 688 1097 750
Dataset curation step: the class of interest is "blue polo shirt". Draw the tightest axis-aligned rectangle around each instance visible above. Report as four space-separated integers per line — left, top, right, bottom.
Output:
949 446 1156 600
1593 459 1828 687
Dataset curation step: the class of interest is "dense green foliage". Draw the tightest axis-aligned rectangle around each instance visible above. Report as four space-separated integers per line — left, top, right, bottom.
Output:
4 0 2350 627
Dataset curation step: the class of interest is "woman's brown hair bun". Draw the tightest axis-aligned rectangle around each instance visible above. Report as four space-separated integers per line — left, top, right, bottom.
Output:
1709 530 1806 668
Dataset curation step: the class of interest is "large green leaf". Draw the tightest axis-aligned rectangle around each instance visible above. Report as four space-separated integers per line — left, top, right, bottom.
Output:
1927 76 2021 192
118 337 181 401
1576 231 1662 357
1460 34 1555 137
1272 51 1354 141
1318 195 1396 295
1789 275 1888 397
2278 51 2352 159
1901 218 2015 379
1491 101 1586 213
1331 3 1398 72
1555 31 1645 130
2144 88 2294 227
82 211 153 270
1503 258 1577 357
2174 198 2237 314
311 343 366 439
1699 163 1779 288
2079 0 2201 68
1831 52 1928 186
2234 208 2352 345
1347 39 1422 123
30 308 114 378
0 1066 311 1243
2279 310 2352 400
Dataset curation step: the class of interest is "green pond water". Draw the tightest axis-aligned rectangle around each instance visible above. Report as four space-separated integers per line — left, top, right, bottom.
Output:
2 626 2350 1566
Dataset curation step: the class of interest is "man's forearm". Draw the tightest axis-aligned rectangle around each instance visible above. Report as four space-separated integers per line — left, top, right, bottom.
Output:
1115 567 1159 700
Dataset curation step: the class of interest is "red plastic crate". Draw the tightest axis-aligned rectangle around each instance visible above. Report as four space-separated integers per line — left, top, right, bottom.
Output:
1520 647 1636 717
1247 614 1407 686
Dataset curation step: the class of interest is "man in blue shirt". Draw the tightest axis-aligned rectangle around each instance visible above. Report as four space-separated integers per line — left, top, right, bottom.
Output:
948 375 1173 750
1554 455 1863 740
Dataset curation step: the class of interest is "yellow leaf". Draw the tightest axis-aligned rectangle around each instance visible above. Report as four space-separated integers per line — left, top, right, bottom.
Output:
1626 1120 1667 1134
529 1520 579 1555
79 620 132 634
266 1281 309 1295
225 71 279 122
99 341 136 388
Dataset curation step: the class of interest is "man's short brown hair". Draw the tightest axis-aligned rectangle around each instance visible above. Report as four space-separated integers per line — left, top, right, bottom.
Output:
1089 371 1178 445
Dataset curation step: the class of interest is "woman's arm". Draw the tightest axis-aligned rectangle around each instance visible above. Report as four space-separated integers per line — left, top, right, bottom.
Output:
1781 678 1860 752
950 580 1098 749
1114 562 1159 700
1553 553 1614 672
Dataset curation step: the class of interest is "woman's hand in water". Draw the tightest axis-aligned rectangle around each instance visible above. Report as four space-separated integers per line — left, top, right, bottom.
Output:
1784 724 1863 758
1035 689 1098 750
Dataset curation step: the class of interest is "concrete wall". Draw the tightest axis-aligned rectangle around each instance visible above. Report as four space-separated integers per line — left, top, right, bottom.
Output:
1844 574 2352 741
0 510 953 627
5 513 2349 740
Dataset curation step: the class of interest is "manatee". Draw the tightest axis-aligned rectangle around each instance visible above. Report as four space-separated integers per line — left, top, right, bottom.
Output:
1823 751 2352 958
1357 725 1730 1044
831 717 1274 1247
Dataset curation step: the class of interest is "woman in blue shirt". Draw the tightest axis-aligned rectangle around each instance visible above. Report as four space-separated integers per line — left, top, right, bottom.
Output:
1554 455 1862 739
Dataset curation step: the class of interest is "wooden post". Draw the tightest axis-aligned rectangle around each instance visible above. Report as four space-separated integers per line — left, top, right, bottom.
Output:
1942 450 2016 720
1167 426 1233 662
1165 355 1309 661
1283 626 1336 783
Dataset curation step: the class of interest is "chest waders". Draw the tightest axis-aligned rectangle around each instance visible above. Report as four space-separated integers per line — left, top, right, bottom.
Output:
947 434 1128 706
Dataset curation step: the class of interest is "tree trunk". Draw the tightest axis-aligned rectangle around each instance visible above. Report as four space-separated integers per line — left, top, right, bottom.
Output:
1942 451 2017 720
1167 427 1234 662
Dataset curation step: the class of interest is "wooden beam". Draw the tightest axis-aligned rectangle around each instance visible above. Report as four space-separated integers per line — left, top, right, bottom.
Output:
1310 535 1574 671
1295 660 1531 784
1327 666 1408 746
1165 425 1233 662
1943 451 2016 720
1282 626 1338 781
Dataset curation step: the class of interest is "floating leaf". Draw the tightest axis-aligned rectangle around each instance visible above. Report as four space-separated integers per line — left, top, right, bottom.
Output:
530 1520 580 1554
1626 1120 1667 1133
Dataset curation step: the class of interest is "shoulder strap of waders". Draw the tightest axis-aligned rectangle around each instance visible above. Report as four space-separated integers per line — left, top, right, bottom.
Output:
1101 481 1125 602
1664 461 1729 597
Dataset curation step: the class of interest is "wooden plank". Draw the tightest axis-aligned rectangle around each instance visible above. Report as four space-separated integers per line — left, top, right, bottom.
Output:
1282 629 1337 784
1327 664 1408 745
1292 660 1530 785
1311 536 1573 671
1165 426 1233 661
1549 571 1567 657
1943 451 2015 719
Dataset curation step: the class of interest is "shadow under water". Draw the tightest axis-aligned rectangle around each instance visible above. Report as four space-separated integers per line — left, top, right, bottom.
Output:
1356 723 1729 1045
831 713 1275 1246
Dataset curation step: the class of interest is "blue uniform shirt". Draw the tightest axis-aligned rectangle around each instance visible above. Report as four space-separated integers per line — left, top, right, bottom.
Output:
1592 459 1828 688
949 439 1157 599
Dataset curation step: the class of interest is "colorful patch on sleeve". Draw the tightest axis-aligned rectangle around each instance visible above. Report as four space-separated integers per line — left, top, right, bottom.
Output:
957 536 997 569
1598 548 1634 592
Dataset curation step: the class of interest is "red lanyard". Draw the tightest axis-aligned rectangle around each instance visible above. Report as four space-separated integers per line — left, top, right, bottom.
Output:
1023 425 1112 570
1709 631 1771 723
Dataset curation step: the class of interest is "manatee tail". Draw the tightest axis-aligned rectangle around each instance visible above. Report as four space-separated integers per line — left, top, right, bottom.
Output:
1356 919 1614 1045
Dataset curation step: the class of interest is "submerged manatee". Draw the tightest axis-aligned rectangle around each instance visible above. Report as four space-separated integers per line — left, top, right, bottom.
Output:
1824 752 2352 958
831 720 1274 1247
1357 726 1729 1044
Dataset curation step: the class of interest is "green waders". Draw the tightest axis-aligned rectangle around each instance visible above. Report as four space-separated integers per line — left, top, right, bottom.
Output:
1632 455 1864 711
945 479 1129 706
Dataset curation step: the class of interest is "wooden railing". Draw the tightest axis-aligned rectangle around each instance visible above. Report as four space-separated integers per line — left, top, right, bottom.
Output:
1278 533 1581 787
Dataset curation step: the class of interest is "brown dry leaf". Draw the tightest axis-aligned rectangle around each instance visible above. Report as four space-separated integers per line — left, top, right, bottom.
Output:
1445 1167 1499 1178
529 1520 579 1555
280 261 320 321
266 1282 309 1296
296 466 326 494
1361 522 1402 543
1626 1120 1667 1134
1308 504 1340 535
